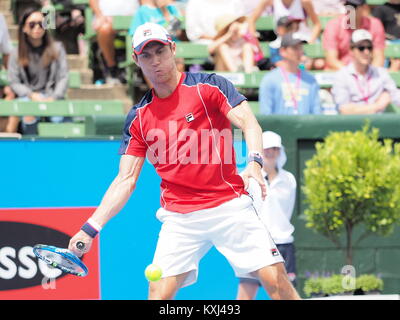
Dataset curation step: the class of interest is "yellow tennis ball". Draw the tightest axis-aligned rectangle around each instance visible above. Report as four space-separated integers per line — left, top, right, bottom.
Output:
145 264 162 282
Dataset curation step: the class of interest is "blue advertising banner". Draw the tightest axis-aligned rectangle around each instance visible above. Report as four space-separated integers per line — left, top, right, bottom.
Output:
0 139 269 300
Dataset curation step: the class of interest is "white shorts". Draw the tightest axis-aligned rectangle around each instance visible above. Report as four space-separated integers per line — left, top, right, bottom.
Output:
152 194 284 288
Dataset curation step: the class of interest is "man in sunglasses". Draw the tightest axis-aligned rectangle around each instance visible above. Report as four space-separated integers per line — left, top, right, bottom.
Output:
323 0 386 70
332 29 400 114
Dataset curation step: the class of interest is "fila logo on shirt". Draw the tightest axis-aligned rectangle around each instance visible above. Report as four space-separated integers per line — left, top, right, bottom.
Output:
185 113 195 123
271 248 280 257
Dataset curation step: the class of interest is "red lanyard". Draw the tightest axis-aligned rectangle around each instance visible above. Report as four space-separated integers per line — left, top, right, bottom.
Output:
280 67 302 113
353 72 372 104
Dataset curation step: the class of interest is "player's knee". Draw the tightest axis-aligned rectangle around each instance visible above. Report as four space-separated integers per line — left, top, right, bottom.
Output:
148 281 176 300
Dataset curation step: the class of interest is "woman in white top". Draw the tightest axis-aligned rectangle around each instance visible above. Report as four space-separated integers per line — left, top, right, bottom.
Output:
249 0 321 43
237 131 297 300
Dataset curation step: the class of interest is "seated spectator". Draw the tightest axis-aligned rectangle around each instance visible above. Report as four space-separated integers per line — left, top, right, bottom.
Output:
323 0 386 70
269 16 302 68
259 32 321 114
129 0 183 41
52 0 85 54
332 29 400 114
7 8 69 134
208 14 261 73
89 0 139 84
372 0 400 71
0 13 16 133
249 0 322 44
311 0 346 16
185 0 244 44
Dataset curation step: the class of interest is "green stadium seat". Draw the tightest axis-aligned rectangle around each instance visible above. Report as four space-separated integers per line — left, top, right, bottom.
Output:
112 16 132 31
38 122 88 137
255 16 275 31
0 100 124 117
385 44 400 59
0 70 83 89
389 72 400 87
303 43 325 59
366 0 386 5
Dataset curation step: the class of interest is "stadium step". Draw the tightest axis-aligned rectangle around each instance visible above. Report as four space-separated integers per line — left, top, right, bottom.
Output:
2 12 14 25
67 55 88 70
8 25 18 42
67 84 130 100
0 0 11 12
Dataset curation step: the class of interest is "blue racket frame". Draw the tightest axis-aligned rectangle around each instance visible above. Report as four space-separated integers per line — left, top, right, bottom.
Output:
33 244 89 277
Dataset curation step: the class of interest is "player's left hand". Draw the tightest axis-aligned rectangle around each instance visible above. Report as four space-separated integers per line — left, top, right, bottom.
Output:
241 161 267 200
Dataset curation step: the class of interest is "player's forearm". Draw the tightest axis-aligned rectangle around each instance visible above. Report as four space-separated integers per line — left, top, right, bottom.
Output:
242 117 263 155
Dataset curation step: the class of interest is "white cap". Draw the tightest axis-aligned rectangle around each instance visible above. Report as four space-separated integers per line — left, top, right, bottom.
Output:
351 29 372 45
132 23 173 55
262 131 287 169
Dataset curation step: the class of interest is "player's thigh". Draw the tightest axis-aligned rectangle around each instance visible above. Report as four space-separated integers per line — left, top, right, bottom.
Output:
148 271 191 300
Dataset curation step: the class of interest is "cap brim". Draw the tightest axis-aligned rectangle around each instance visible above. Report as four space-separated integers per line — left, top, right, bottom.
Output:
134 39 171 55
281 39 307 48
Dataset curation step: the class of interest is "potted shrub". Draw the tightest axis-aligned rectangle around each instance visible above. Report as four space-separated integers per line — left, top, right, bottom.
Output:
321 275 354 296
303 124 400 265
356 274 384 295
304 277 325 298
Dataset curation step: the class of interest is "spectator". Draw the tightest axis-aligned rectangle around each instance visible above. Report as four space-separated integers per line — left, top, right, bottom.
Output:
332 29 400 114
208 14 260 73
237 131 297 299
259 32 321 114
129 0 183 41
89 0 139 84
269 16 302 68
249 0 322 44
7 8 69 134
0 13 16 133
185 0 243 44
311 0 346 16
372 0 400 71
52 0 86 54
323 0 386 70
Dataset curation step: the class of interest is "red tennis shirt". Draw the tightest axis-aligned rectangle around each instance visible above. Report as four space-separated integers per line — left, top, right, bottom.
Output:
119 72 247 213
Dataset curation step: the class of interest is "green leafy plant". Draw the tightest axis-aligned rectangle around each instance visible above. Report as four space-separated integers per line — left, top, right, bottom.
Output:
321 274 354 296
302 123 400 264
356 274 384 293
303 277 324 297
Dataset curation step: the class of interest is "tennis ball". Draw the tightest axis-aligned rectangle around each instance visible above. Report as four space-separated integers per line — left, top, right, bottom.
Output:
145 264 162 282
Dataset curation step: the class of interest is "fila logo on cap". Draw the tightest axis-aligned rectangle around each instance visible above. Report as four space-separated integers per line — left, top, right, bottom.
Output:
143 29 152 37
185 113 195 122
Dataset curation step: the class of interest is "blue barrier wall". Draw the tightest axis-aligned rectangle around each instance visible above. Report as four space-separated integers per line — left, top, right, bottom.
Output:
0 139 270 300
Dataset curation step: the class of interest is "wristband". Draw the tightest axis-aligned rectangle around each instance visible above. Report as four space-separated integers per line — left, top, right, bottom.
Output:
248 151 263 168
81 218 102 238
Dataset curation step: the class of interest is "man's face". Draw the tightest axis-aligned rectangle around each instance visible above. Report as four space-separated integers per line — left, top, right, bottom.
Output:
263 147 280 167
351 40 373 66
280 43 304 64
134 41 177 84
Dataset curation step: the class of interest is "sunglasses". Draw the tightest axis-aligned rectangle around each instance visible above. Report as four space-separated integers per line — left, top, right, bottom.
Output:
355 45 373 52
27 21 44 30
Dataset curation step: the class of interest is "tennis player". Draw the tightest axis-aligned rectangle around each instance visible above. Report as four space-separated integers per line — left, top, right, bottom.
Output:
68 22 300 300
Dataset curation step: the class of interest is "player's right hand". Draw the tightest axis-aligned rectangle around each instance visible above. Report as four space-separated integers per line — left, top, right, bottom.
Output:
68 230 93 257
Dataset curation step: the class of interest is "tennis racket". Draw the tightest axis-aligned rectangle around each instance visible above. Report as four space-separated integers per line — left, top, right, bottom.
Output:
33 242 89 277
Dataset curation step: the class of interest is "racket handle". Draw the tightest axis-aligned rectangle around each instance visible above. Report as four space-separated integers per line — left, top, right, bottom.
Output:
76 241 85 251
